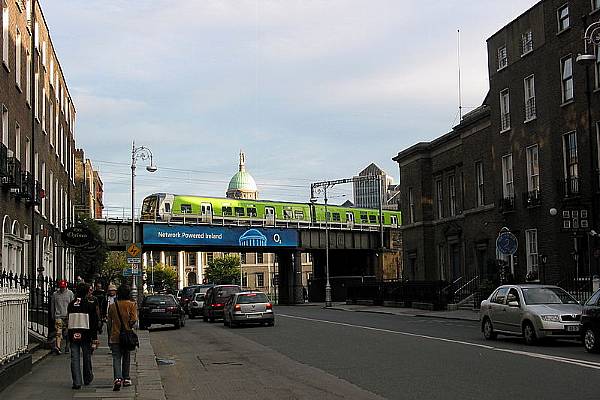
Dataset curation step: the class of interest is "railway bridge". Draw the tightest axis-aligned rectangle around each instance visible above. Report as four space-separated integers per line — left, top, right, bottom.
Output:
96 219 402 304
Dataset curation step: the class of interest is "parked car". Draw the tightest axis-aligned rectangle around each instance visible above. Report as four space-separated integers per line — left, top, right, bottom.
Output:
581 288 600 352
202 285 241 322
139 294 186 330
180 284 212 315
480 284 582 345
189 291 209 319
223 291 275 327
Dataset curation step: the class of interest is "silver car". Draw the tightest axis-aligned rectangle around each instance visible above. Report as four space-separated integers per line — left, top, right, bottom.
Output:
480 284 582 345
223 291 275 327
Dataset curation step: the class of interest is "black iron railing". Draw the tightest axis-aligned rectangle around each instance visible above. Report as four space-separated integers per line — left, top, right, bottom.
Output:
500 196 515 212
523 190 541 207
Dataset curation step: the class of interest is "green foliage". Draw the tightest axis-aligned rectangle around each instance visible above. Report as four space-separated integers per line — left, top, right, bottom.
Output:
100 251 128 286
72 216 108 282
146 263 178 292
205 255 241 285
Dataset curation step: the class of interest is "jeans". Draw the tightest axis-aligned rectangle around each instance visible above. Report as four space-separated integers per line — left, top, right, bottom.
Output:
70 341 93 387
110 344 131 381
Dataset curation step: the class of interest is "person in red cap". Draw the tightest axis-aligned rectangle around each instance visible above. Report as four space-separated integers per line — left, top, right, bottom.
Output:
51 279 74 354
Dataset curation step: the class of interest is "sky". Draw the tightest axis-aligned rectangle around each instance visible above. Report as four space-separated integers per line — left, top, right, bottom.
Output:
41 0 538 216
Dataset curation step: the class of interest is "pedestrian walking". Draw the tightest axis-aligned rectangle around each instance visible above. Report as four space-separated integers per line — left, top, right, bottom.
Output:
51 279 74 354
105 283 117 337
107 284 138 391
92 281 107 334
67 283 100 390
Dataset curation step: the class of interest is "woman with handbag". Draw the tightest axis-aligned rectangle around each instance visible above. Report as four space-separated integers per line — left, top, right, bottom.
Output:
107 284 138 391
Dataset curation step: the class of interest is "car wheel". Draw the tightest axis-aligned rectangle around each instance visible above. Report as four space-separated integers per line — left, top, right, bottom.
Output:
267 320 275 327
522 321 537 345
174 319 181 329
482 318 496 340
209 315 215 323
203 313 208 322
584 327 600 353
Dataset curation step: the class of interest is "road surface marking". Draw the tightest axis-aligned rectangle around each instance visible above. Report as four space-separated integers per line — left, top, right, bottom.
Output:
279 314 600 371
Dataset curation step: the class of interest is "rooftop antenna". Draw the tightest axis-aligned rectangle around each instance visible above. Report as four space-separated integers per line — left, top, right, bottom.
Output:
457 28 463 121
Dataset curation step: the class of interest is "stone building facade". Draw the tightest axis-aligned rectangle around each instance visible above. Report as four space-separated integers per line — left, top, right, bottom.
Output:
74 148 103 219
1 0 77 281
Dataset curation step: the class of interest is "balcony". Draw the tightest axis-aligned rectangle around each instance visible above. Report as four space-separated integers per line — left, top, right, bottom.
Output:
500 113 511 131
0 144 7 178
2 152 22 190
17 171 34 202
523 190 541 207
525 97 536 121
500 196 515 213
560 177 580 198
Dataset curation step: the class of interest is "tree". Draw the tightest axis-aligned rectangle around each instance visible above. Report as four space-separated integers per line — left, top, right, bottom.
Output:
146 263 178 293
99 251 128 286
205 255 241 285
73 216 108 282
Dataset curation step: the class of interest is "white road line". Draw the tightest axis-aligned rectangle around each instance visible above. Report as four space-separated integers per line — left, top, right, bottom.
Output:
278 314 600 371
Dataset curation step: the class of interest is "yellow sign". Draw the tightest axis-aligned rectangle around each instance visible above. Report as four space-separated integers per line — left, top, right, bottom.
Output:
127 243 142 258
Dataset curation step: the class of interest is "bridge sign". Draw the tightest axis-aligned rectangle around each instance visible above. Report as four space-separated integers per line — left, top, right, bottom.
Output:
496 231 518 255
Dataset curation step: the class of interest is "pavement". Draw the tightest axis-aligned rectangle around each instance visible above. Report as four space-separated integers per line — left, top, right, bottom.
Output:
307 301 481 322
2 330 166 400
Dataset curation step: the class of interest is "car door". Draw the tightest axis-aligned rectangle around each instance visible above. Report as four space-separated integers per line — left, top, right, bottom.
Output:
265 207 275 226
489 287 509 331
201 203 213 223
502 287 524 333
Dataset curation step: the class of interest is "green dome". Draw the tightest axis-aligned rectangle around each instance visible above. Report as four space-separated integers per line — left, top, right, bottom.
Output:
228 170 257 192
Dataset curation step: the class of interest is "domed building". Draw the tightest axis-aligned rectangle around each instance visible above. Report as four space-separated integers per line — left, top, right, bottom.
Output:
226 151 258 200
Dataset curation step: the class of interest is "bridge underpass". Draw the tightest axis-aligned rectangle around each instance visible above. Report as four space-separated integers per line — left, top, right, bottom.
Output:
96 220 401 304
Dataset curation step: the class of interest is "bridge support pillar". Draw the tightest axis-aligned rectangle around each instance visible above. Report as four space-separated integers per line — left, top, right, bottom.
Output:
276 250 304 305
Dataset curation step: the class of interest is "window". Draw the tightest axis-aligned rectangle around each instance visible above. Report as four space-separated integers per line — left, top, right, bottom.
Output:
24 136 30 172
369 214 377 223
242 272 248 287
283 209 293 219
360 213 368 223
500 89 510 131
521 30 533 55
408 188 415 223
2 3 8 66
257 253 264 264
526 145 540 193
294 210 304 220
206 253 214 264
525 229 539 274
524 75 536 121
16 28 21 87
502 154 514 199
180 204 192 213
41 41 46 67
448 176 456 216
234 207 244 217
492 288 509 304
497 45 507 70
594 0 600 11
240 253 246 264
34 69 39 119
26 50 30 104
222 206 232 216
15 123 20 160
247 207 257 217
563 132 579 196
41 88 46 133
49 171 53 223
436 179 443 219
595 45 600 90
475 161 484 206
256 272 265 288
1 105 7 146
557 4 569 31
561 56 573 102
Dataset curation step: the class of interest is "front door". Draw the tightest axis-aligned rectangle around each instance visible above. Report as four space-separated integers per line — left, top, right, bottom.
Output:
346 212 355 229
265 207 275 226
450 244 461 281
201 203 213 223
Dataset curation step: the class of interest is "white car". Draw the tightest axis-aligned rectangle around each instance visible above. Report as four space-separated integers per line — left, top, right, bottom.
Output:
480 284 582 345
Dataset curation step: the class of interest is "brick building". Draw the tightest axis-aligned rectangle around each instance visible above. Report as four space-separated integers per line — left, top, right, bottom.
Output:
394 0 600 285
1 0 77 281
74 148 104 219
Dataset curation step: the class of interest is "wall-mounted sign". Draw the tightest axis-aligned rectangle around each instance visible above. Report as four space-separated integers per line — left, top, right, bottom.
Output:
61 226 94 248
142 224 299 248
496 231 518 255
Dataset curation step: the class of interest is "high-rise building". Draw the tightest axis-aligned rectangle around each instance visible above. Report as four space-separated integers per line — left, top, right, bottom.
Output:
353 163 398 210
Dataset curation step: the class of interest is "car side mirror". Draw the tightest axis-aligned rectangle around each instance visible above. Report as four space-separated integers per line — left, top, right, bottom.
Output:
508 301 520 307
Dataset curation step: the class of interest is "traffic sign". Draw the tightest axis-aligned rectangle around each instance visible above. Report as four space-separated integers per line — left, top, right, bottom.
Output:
127 257 141 264
127 243 142 257
123 268 142 277
496 231 518 255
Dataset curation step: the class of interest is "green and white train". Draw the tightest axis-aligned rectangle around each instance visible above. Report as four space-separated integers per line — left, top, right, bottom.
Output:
141 193 401 229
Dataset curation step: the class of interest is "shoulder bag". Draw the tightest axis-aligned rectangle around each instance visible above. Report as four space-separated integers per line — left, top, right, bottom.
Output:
115 300 139 351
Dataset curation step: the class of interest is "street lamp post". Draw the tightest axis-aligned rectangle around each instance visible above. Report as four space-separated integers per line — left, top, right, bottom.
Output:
324 185 331 307
131 141 157 302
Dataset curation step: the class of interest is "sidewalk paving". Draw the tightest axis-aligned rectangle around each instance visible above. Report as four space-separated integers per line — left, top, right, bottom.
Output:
322 302 481 322
3 330 165 400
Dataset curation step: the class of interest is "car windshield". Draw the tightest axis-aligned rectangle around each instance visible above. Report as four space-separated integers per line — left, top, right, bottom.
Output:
521 287 579 305
236 293 269 304
182 287 198 297
144 296 176 306
215 286 240 301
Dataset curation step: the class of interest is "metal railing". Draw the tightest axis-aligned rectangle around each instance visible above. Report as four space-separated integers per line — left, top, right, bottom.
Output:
525 97 536 121
0 283 29 366
523 189 541 207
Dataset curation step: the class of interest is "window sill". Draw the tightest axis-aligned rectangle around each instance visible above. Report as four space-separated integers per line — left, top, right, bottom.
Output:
521 49 533 58
556 26 571 37
594 87 600 94
524 116 537 123
500 128 511 134
2 60 9 73
497 65 508 72
560 99 575 107
15 83 22 93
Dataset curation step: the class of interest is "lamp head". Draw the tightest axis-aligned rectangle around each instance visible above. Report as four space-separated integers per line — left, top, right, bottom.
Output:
549 208 558 216
146 165 158 173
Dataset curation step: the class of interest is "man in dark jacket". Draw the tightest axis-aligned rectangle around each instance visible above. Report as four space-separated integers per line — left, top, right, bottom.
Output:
67 283 100 390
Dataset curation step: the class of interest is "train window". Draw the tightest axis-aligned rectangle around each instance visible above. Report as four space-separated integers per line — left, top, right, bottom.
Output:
247 207 257 217
332 213 341 222
283 209 293 219
369 215 377 223
165 203 171 213
391 215 398 225
294 210 304 219
223 207 233 216
360 214 368 223
181 204 192 214
235 207 244 216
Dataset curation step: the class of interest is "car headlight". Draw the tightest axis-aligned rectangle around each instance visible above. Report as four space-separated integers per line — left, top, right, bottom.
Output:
541 315 560 322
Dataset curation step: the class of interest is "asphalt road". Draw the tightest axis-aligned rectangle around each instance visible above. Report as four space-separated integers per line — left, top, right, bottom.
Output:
149 306 600 400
